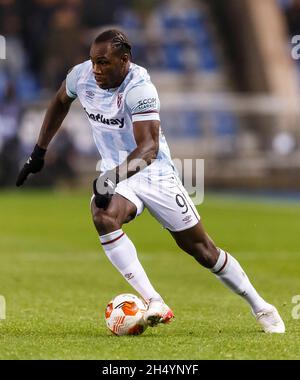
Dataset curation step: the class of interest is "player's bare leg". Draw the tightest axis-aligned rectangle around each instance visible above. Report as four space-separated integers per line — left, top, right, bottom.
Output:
169 221 285 333
91 193 136 235
91 194 164 308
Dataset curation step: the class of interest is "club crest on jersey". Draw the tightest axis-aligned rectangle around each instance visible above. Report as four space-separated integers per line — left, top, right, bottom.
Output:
84 108 125 128
117 93 123 108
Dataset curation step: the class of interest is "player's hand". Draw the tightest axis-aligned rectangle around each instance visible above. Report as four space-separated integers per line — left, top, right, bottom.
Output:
93 170 119 209
16 144 47 187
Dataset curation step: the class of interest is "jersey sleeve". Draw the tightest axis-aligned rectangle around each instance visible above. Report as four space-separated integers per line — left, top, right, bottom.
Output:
125 83 160 122
65 64 81 99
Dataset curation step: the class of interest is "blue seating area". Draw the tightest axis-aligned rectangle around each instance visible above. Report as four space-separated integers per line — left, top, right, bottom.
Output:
117 4 220 72
116 3 237 143
0 1 222 102
159 9 219 71
161 110 238 143
0 0 239 160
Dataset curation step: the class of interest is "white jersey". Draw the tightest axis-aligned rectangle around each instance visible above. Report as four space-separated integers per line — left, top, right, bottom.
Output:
66 60 174 175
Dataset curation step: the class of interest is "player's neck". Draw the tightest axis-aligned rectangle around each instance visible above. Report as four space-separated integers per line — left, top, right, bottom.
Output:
110 63 131 90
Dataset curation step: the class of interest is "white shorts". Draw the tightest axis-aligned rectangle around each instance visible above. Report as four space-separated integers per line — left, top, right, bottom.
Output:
115 170 200 232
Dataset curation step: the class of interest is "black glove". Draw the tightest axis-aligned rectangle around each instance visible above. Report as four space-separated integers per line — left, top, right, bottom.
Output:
93 170 119 209
16 144 47 187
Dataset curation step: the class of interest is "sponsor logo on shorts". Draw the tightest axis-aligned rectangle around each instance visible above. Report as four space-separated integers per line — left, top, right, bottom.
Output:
182 215 192 223
125 273 134 280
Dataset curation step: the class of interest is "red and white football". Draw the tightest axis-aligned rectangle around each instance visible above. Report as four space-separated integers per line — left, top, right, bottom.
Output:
105 293 148 336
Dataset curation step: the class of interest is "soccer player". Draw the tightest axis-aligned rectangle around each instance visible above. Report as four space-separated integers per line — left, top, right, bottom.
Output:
16 29 285 333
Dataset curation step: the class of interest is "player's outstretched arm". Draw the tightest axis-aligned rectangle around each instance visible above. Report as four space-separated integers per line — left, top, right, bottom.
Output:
93 120 159 209
120 119 160 179
16 80 75 187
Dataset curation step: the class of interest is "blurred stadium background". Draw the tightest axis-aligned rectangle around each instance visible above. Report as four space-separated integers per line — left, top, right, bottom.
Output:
1 0 300 192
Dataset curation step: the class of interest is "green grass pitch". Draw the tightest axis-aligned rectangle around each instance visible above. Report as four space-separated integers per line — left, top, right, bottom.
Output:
0 190 299 359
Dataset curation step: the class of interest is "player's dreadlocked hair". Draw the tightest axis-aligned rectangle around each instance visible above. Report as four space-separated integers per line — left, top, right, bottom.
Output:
93 29 132 58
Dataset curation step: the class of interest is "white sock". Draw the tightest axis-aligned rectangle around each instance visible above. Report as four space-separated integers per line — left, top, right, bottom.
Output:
100 229 161 302
211 249 271 313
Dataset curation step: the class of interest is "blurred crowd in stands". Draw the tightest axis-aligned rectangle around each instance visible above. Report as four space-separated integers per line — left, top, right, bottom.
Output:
0 0 219 102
